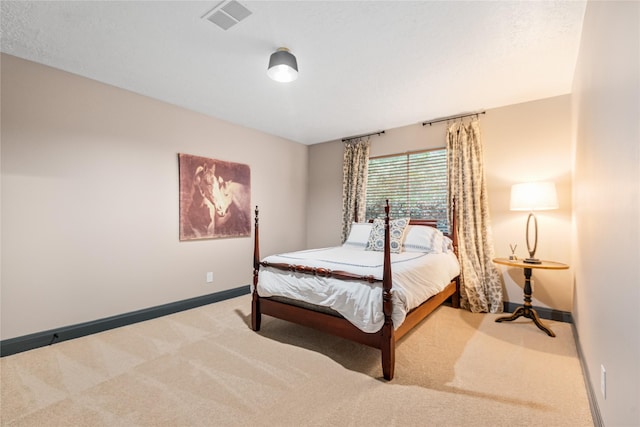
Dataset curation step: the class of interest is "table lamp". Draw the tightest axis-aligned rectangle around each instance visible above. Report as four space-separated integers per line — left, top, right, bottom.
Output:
510 181 558 264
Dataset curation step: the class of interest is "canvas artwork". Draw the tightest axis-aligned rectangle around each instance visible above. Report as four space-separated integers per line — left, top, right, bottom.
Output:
178 153 251 240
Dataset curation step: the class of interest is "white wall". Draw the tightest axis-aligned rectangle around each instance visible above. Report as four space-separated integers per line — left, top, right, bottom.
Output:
571 1 640 425
308 95 574 311
1 54 308 340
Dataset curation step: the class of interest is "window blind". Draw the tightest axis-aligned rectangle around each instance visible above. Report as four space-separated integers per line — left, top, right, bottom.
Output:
365 148 449 232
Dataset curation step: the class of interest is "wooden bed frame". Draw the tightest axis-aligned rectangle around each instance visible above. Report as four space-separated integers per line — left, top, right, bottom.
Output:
251 201 460 380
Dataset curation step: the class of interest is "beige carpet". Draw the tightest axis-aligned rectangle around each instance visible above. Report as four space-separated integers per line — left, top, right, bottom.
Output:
1 294 593 426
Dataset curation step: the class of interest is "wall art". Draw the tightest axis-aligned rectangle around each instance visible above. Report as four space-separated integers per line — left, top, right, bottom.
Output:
178 153 251 240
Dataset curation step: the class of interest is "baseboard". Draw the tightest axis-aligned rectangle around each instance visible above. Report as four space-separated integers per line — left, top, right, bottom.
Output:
502 301 573 323
571 323 604 427
0 285 251 357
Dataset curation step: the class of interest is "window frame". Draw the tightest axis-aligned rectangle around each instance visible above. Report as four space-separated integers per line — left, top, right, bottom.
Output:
364 147 449 232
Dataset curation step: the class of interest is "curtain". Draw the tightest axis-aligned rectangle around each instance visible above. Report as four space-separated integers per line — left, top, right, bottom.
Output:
447 120 503 313
341 137 371 242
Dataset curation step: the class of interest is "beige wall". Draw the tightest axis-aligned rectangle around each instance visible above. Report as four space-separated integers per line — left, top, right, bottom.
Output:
483 96 573 310
308 95 573 311
1 54 308 340
571 1 640 425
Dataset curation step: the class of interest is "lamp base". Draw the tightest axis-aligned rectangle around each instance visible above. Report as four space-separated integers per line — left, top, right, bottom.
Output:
524 213 541 265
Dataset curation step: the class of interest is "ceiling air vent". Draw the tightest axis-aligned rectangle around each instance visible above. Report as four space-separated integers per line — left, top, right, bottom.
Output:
203 0 252 31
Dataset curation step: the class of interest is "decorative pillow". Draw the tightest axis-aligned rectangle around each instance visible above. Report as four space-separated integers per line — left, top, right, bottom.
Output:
365 218 410 253
343 223 373 249
402 225 444 254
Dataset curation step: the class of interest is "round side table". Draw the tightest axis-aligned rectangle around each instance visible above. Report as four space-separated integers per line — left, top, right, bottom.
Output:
493 258 569 337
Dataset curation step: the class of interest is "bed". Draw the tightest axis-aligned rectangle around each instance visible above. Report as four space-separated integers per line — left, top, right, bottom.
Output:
251 201 460 380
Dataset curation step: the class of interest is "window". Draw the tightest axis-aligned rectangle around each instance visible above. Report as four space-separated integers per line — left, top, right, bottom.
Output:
365 148 449 232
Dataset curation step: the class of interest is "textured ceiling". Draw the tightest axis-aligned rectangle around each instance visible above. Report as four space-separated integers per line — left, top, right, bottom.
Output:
0 1 586 145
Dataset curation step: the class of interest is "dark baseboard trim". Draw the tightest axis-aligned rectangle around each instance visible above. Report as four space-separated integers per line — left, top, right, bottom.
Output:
571 323 603 427
502 301 573 323
0 285 251 357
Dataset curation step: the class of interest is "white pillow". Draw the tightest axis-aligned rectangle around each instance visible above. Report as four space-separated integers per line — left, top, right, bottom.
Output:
402 225 444 254
343 222 373 249
365 218 410 254
442 236 454 253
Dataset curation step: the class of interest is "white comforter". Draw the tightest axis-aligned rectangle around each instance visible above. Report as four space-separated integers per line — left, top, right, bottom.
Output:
257 246 460 333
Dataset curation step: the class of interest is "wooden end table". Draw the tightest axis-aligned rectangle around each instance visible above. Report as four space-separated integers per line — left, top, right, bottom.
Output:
493 258 569 337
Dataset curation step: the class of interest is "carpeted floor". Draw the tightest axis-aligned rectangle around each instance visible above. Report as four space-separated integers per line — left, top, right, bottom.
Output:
1 294 593 426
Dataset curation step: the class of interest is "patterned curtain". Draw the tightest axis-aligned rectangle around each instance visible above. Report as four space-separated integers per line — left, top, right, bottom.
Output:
447 120 503 313
341 137 371 242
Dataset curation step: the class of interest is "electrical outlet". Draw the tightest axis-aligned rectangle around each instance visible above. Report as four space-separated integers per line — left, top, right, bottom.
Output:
601 365 606 399
206 272 213 283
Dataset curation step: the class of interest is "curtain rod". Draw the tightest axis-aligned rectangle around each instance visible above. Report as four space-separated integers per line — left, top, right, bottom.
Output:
422 111 486 126
342 130 385 142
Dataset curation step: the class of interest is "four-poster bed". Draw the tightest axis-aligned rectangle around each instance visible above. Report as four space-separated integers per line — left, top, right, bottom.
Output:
250 201 460 380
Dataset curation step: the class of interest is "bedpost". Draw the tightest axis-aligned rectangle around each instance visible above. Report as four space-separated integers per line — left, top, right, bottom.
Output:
381 199 395 380
450 198 461 309
450 197 459 258
251 205 262 331
354 200 359 223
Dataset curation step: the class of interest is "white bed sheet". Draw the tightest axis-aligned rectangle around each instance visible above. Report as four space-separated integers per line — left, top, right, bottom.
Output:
257 246 460 333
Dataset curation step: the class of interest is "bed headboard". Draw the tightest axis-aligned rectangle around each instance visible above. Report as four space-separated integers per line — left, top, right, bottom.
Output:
407 219 438 227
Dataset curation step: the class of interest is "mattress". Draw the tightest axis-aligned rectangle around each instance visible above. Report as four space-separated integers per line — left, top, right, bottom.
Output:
256 245 460 333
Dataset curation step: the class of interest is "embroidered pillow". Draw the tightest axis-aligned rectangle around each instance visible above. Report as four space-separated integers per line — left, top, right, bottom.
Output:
343 222 373 249
402 225 444 254
366 218 410 253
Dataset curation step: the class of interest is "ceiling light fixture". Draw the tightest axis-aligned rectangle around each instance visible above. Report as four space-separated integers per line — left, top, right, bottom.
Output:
267 47 298 83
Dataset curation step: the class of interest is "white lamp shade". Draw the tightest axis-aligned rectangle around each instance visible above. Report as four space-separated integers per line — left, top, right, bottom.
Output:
510 181 559 211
